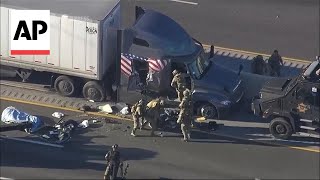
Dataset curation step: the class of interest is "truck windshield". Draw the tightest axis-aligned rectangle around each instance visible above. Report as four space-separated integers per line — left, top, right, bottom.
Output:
187 50 210 80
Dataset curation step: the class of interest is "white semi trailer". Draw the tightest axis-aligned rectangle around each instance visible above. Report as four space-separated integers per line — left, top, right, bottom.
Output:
0 0 122 102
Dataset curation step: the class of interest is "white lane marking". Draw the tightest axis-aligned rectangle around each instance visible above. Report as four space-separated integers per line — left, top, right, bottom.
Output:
169 0 198 5
0 136 64 148
0 177 15 180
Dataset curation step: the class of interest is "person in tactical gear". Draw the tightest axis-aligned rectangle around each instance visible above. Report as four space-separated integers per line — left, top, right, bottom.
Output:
268 50 284 77
104 144 121 180
142 98 165 136
131 99 146 137
177 89 193 142
251 55 267 75
171 69 187 101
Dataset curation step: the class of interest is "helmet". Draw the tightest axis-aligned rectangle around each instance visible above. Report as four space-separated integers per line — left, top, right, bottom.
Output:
112 144 118 149
183 89 190 96
172 70 178 75
159 99 165 106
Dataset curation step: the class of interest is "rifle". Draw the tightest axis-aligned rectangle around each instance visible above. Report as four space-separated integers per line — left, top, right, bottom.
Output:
120 162 129 179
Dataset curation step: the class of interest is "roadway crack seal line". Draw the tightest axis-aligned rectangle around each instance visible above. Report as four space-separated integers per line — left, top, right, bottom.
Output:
203 44 310 64
0 135 64 148
1 96 319 153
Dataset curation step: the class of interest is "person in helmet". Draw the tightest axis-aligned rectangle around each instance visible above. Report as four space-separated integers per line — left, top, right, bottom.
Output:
171 69 187 101
142 98 166 136
251 55 267 75
268 50 284 77
104 144 121 180
177 89 193 142
131 99 146 137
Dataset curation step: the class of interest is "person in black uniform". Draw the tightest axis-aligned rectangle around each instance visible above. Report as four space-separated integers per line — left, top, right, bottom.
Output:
104 144 121 180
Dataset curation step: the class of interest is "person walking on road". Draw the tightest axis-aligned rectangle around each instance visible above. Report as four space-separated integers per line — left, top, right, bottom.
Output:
171 69 187 101
131 99 146 137
177 89 193 142
268 50 284 77
104 144 121 180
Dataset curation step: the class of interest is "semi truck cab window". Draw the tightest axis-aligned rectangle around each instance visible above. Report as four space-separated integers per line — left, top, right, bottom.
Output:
187 51 209 80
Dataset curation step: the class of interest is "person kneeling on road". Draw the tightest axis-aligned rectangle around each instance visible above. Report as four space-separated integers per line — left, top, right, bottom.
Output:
177 89 193 142
131 99 146 137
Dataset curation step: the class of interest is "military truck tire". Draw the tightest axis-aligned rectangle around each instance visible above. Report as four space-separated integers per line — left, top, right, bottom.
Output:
54 75 77 97
82 81 105 102
200 104 217 119
269 117 293 139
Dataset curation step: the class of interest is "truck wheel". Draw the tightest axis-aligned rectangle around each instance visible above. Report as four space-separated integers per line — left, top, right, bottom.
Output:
54 75 76 97
269 118 293 139
82 81 105 102
199 104 217 119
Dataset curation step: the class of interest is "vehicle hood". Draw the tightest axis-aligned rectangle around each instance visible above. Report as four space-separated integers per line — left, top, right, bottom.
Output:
193 62 241 95
122 9 197 59
260 78 290 101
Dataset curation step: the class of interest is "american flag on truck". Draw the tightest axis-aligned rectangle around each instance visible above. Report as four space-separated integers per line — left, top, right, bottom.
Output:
121 53 168 77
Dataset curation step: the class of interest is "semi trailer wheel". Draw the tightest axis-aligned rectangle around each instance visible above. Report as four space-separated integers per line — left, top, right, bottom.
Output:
82 81 105 102
269 117 293 139
54 75 76 97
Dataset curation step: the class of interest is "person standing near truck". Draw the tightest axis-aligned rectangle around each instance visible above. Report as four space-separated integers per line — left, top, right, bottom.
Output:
171 70 187 101
143 98 165 136
131 99 146 137
268 50 284 77
177 89 193 142
251 55 267 75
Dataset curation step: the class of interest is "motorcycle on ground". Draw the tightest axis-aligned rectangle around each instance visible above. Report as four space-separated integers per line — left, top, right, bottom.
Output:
158 108 180 132
28 118 79 144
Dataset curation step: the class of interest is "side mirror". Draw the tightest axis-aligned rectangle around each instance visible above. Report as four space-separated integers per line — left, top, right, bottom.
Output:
209 45 215 59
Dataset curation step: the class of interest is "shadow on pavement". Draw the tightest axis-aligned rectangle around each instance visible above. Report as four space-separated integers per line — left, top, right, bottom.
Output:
0 115 158 171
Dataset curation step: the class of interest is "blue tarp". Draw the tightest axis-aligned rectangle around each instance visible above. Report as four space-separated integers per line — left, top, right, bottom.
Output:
1 106 44 133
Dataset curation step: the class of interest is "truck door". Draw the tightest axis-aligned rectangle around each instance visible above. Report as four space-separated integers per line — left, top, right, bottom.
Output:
127 59 148 92
292 83 315 121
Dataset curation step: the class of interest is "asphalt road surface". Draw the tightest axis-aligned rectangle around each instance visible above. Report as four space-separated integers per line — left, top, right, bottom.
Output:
1 100 319 179
2 0 318 60
135 0 319 60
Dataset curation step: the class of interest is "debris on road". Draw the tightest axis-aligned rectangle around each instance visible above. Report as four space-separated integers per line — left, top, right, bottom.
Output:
115 102 128 111
98 104 113 114
1 106 43 133
78 120 89 128
52 112 65 119
120 107 129 115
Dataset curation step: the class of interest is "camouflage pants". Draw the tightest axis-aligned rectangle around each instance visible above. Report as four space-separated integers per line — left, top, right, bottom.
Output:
181 123 191 140
144 110 159 136
131 115 140 134
176 89 184 101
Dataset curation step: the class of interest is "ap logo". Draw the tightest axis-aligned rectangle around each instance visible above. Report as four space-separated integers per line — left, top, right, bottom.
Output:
10 10 50 55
